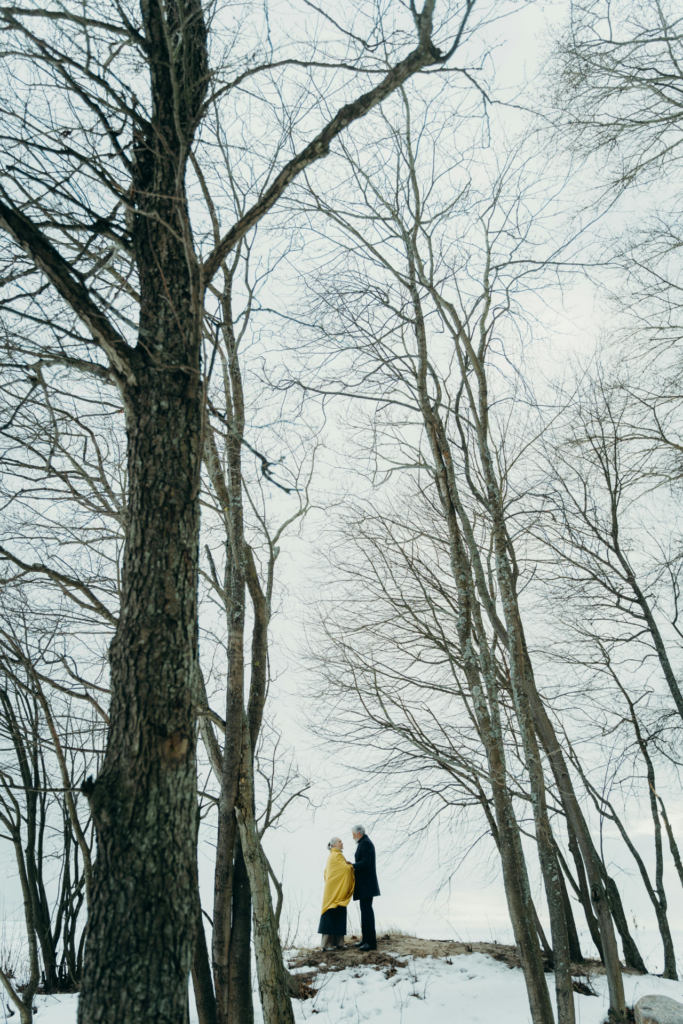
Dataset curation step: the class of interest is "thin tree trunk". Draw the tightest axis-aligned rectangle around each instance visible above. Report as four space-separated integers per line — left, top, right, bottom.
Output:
612 678 676 978
205 273 278 1024
561 733 648 975
560 820 604 961
469 605 555 1024
405 273 554 1024
611 548 683 723
514 678 629 1011
601 871 647 974
245 544 270 744
598 812 672 975
477 676 553 1024
413 231 628 1019
558 866 583 963
0 690 59 992
4 831 41 1022
227 840 254 1024
405 261 574 1024
192 786 218 1024
425 473 553 1020
531 903 554 965
657 793 683 893
32 674 93 903
193 903 218 1024
506 641 575 1024
236 715 295 1024
212 554 246 1024
206 282 251 1024
446 273 574 1024
225 543 274 1024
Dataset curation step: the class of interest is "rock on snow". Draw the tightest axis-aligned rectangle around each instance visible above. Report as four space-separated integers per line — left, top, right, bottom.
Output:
635 995 683 1024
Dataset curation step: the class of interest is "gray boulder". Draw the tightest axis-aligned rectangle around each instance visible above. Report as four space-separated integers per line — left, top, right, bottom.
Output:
635 995 683 1024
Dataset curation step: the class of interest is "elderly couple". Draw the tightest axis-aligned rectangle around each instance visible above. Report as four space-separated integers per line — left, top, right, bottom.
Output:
318 825 380 952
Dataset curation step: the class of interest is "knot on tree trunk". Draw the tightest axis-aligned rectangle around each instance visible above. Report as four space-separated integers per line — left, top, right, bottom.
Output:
161 732 190 763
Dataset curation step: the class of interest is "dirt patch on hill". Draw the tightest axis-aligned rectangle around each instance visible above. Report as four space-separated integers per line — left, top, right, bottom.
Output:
287 933 642 980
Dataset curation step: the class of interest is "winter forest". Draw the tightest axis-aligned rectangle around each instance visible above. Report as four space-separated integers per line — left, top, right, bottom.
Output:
0 0 682 1022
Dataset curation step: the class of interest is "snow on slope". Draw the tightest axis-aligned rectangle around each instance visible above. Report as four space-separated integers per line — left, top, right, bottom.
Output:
27 952 683 1023
288 953 683 1024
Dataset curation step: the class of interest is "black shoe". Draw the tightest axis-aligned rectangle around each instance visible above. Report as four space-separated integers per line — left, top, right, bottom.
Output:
353 941 364 948
358 943 376 951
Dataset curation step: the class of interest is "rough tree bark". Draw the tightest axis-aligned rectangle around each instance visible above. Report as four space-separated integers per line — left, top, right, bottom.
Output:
75 0 209 1016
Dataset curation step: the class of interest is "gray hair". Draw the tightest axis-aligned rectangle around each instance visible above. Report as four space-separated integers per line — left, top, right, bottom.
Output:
327 837 342 850
352 824 366 836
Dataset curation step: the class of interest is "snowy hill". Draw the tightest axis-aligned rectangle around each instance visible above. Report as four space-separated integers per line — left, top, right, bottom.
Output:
287 951 683 1024
28 948 683 1024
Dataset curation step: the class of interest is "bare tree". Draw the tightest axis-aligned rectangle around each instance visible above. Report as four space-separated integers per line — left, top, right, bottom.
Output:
550 0 683 192
307 488 576 963
0 601 99 1019
530 364 683 977
548 0 683 377
537 370 683 722
197 246 319 1024
0 0 492 1016
283 91 641 1020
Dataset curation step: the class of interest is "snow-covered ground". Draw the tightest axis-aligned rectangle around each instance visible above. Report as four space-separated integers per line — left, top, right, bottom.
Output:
28 952 683 1024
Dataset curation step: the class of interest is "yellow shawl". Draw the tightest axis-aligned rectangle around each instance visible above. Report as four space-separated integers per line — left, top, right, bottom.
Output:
321 848 355 914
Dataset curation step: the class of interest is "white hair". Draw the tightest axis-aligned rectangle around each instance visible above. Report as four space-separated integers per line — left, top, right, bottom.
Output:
352 824 365 835
327 837 342 850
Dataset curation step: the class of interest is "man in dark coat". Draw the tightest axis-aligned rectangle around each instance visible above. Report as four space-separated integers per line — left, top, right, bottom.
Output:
351 825 380 951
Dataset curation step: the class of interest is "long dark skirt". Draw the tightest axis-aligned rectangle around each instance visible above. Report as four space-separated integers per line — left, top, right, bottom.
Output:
318 905 347 936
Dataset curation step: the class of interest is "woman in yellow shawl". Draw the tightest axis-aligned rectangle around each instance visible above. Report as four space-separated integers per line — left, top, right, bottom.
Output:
318 837 355 950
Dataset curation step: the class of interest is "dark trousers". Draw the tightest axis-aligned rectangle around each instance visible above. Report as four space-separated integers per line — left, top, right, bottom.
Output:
359 897 376 949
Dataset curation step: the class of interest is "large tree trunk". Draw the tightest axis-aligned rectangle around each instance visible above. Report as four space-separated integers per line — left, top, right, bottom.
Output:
79 350 203 1023
78 0 208 1017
